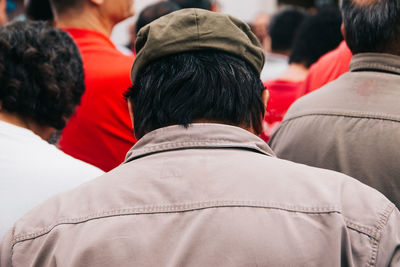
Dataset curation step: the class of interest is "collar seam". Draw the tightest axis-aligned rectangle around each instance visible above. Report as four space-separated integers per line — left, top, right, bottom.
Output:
350 62 400 74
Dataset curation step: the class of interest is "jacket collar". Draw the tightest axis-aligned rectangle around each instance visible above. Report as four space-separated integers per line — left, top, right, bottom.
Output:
350 53 400 75
124 123 275 163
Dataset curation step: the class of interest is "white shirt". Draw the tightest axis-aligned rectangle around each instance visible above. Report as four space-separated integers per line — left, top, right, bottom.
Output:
0 121 104 240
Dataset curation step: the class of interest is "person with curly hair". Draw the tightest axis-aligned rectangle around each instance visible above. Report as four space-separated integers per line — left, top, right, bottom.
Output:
0 21 103 240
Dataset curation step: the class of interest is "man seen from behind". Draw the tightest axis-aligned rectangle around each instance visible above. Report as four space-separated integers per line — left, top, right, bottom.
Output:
1 9 399 267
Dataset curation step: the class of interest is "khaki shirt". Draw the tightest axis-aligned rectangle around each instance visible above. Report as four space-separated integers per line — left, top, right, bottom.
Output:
1 124 400 266
270 53 400 209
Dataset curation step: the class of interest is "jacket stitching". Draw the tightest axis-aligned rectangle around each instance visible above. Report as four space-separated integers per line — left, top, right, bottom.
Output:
136 139 253 150
127 142 274 161
351 63 400 74
283 110 400 124
367 203 395 266
345 220 378 238
11 200 341 245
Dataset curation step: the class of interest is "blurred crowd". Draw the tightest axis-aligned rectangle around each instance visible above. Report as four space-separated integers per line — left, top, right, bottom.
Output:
0 0 400 266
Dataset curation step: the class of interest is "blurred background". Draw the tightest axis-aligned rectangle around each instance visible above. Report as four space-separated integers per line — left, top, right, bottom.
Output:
110 0 339 48
5 0 340 49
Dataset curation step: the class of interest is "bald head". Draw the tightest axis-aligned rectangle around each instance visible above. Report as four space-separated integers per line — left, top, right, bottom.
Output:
341 0 400 55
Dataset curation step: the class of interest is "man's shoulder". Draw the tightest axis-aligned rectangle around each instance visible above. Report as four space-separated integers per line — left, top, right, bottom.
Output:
2 152 397 267
64 28 134 68
283 68 400 124
269 158 395 226
5 154 395 245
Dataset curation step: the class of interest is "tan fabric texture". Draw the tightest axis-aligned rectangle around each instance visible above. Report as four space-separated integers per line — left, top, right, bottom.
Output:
1 124 399 266
131 8 265 84
270 53 400 209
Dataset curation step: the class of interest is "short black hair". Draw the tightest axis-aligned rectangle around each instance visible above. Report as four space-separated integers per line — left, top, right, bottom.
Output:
26 0 54 21
289 6 343 68
49 0 83 14
125 51 265 139
0 21 84 130
136 2 181 35
169 0 212 10
341 0 400 54
268 8 308 53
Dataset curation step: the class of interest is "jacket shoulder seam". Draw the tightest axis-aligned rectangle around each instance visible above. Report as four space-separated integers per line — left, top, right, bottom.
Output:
11 200 341 245
367 203 396 266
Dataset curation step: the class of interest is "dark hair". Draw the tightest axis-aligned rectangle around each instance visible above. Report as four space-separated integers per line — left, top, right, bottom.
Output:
289 6 343 68
26 0 54 21
125 51 265 139
0 21 84 130
268 8 308 53
49 0 83 14
341 0 400 54
136 2 181 35
169 0 212 10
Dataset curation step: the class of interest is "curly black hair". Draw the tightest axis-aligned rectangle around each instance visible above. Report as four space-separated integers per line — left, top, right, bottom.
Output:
0 21 84 130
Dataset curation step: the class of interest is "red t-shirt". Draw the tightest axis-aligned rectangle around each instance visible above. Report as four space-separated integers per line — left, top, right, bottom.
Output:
300 41 352 95
260 79 304 142
59 28 136 171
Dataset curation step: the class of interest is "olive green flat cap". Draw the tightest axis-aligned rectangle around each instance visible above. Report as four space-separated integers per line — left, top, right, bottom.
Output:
131 8 265 84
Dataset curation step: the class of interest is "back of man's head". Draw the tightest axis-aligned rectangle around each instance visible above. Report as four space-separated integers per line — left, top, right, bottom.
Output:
341 0 400 55
136 2 181 35
169 0 212 10
268 8 308 54
0 20 84 130
289 6 343 68
126 9 265 139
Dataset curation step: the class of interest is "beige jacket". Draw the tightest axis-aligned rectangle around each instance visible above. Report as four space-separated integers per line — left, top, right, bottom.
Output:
270 53 400 209
1 124 399 266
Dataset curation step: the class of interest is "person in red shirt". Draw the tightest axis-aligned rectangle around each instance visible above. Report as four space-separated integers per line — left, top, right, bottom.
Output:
299 40 353 96
48 0 136 171
261 7 343 142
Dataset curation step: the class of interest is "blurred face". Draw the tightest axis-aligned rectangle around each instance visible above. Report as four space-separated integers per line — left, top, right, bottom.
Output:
0 0 8 26
102 0 135 25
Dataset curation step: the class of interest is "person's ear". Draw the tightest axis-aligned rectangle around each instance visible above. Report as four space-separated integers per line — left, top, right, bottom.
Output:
210 2 218 12
90 0 104 6
341 23 346 41
127 100 134 128
262 88 269 109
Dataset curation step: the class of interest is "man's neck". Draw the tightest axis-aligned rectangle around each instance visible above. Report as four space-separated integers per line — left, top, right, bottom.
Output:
278 63 309 82
55 9 114 37
0 111 54 140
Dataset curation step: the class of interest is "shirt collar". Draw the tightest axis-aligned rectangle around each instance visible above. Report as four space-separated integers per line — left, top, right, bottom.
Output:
350 53 400 75
62 28 117 49
0 120 43 142
124 123 275 163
